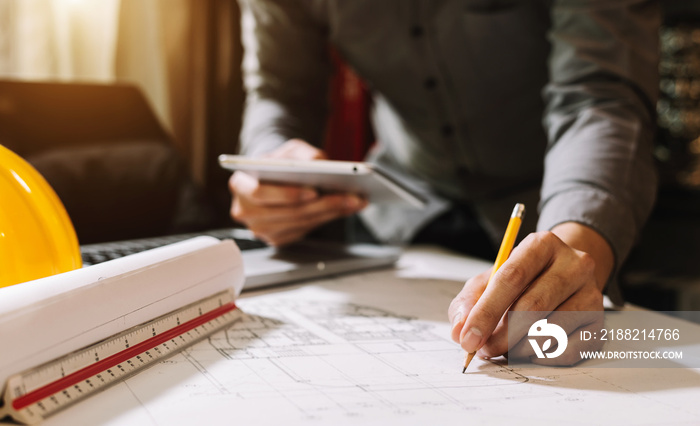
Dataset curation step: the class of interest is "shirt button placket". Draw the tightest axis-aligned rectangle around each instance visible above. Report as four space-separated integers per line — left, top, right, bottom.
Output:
411 20 456 148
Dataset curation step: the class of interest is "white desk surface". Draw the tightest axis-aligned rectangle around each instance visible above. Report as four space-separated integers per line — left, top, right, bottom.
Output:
6 246 700 425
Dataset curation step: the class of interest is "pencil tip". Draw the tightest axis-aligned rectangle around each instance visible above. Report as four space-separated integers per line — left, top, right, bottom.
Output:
462 351 476 374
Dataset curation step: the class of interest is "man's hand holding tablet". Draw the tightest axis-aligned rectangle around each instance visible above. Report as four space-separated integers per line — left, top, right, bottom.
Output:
226 140 368 246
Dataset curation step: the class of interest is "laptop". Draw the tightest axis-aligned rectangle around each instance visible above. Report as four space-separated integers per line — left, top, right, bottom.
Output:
80 228 401 290
0 80 401 289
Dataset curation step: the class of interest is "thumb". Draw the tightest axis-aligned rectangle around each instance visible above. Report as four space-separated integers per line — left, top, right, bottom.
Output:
267 139 328 160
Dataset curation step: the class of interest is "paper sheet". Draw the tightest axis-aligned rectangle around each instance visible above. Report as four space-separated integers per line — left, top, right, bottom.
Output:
20 246 700 426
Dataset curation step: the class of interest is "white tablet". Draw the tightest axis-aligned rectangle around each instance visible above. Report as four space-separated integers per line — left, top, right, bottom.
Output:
218 155 427 209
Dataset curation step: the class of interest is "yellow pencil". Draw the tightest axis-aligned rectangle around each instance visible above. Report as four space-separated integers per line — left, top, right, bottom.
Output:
462 203 525 373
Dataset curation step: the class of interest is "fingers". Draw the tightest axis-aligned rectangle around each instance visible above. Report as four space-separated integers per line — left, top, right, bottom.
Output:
230 172 318 207
265 139 328 160
231 187 366 246
478 245 598 357
448 269 491 343
456 231 604 358
447 224 610 366
234 191 365 224
246 197 365 246
229 139 330 207
227 139 366 246
458 232 560 353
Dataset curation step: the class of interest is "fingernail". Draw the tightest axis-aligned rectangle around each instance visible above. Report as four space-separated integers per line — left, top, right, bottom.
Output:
301 188 317 201
462 327 483 353
452 311 464 329
345 195 361 209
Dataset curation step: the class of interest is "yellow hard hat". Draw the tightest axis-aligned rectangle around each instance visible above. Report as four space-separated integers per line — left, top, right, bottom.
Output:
0 144 82 288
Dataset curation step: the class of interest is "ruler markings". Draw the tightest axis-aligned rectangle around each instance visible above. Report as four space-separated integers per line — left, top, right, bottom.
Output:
2 290 239 424
11 301 237 411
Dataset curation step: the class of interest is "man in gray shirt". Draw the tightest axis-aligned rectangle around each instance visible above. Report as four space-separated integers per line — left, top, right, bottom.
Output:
229 0 660 363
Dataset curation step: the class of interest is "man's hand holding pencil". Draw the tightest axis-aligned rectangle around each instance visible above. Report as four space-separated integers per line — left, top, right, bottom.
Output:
448 204 610 369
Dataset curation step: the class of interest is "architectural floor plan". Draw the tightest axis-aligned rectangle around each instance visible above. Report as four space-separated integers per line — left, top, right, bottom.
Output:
25 249 700 425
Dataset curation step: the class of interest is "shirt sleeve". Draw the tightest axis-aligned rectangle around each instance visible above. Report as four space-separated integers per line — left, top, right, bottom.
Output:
236 0 331 157
539 0 661 298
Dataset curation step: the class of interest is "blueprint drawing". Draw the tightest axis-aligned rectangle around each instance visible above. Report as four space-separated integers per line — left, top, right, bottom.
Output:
24 251 700 426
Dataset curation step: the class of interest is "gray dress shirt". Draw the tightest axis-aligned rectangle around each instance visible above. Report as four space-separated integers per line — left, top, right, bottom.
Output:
236 0 660 302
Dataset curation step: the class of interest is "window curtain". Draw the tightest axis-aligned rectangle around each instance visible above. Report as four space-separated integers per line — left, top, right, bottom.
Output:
0 0 120 81
0 0 243 210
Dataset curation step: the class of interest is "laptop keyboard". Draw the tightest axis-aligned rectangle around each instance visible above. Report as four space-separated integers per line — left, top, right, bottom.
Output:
80 228 267 266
